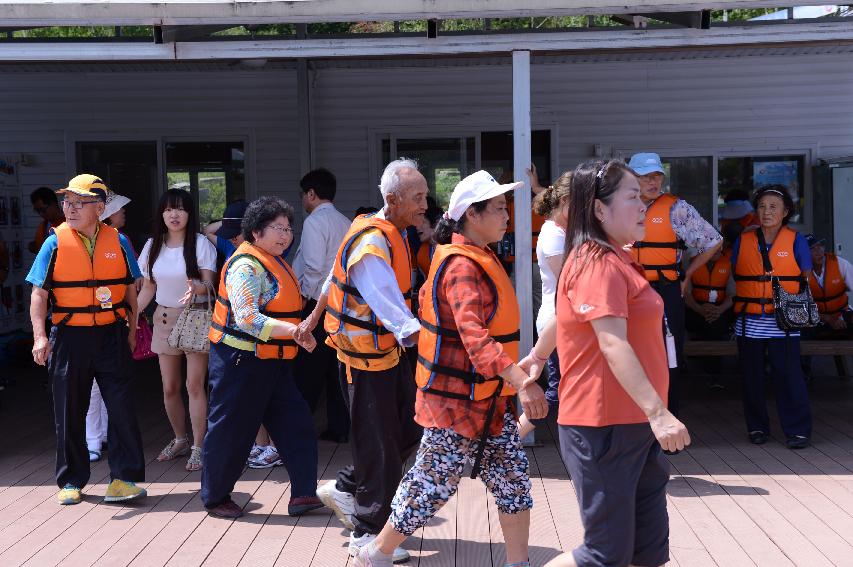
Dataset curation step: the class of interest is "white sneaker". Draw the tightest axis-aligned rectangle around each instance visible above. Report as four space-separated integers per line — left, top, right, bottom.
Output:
348 533 410 564
316 479 355 530
246 443 264 464
351 542 393 567
247 445 282 469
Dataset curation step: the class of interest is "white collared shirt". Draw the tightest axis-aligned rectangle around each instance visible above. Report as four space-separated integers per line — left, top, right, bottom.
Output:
293 202 352 301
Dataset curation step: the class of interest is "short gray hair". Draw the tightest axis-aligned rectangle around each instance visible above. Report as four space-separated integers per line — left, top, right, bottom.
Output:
379 158 419 202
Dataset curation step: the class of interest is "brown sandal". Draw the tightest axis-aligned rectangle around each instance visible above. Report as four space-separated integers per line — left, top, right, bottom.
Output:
157 437 189 462
186 446 202 471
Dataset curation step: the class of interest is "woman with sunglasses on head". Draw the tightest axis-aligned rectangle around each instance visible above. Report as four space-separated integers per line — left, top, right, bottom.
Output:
201 196 323 519
730 184 813 449
541 160 689 567
137 189 217 471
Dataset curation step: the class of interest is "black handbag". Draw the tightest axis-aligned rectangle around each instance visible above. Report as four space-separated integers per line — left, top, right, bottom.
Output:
756 229 819 331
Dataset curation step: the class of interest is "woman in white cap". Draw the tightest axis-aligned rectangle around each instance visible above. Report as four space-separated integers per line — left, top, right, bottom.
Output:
85 189 132 462
352 171 547 567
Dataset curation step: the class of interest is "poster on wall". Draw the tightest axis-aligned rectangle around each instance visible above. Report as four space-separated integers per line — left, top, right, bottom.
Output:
0 197 7 226
11 241 22 270
753 161 799 197
1 286 12 319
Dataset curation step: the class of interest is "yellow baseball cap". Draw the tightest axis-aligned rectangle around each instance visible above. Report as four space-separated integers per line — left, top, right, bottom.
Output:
58 174 109 200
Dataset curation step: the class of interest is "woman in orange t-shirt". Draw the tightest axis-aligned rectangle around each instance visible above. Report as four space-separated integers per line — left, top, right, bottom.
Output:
532 159 690 567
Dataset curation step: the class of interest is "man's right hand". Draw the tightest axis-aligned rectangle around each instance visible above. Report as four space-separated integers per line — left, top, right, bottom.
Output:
32 336 51 366
648 408 691 453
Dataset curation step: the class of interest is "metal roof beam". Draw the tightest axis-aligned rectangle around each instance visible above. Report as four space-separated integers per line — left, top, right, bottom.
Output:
0 0 837 26
0 20 851 61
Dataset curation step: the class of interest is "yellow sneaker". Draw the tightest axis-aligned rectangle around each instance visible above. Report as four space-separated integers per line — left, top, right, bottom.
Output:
58 484 82 505
104 479 147 503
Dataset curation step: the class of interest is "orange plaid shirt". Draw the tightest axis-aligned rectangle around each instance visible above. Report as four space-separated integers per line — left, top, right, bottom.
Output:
414 234 516 439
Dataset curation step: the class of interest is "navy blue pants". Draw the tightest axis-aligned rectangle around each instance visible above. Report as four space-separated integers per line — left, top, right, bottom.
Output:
737 336 812 438
559 423 670 567
48 322 145 489
651 281 685 417
201 342 318 508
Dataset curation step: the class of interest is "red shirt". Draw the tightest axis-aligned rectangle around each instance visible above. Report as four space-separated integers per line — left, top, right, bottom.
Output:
556 245 668 426
414 234 515 439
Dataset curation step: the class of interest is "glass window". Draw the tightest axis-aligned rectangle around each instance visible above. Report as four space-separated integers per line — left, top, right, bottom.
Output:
660 156 714 222
381 137 476 209
481 130 551 187
165 142 245 230
719 155 805 224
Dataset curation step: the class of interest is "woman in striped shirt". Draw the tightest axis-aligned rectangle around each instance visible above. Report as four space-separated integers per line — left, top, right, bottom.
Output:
730 185 813 449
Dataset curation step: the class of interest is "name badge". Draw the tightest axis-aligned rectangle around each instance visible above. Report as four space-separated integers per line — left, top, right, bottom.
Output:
95 286 112 309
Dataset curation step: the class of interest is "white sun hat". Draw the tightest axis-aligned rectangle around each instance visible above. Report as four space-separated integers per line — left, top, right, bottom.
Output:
446 170 522 222
99 190 131 222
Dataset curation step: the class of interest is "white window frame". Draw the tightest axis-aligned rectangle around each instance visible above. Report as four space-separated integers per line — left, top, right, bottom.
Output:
369 125 559 207
615 146 815 233
65 130 256 201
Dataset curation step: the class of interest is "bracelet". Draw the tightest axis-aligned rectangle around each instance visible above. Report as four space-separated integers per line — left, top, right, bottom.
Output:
529 349 547 364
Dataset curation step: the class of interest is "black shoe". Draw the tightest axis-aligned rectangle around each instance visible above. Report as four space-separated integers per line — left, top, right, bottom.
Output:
319 430 349 444
786 435 810 450
749 431 768 445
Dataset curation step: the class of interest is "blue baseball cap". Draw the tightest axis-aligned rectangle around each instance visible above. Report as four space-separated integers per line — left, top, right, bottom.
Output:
628 153 665 176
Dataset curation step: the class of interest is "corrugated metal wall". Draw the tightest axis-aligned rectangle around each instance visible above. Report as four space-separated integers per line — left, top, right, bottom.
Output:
2 46 853 258
0 64 300 257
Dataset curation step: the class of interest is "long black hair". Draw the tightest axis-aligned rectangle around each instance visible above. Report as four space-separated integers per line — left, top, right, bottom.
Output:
148 189 201 284
562 159 637 279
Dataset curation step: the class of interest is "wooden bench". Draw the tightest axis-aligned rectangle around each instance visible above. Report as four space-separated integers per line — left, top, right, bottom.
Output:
685 340 853 376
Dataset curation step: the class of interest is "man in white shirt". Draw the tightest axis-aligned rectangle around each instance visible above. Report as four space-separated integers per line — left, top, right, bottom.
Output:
293 168 353 443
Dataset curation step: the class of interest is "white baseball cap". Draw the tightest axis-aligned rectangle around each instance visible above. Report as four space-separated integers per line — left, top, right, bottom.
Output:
447 170 522 222
99 190 131 222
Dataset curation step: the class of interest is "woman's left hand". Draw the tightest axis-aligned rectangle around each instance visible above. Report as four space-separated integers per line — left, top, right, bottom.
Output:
180 279 208 305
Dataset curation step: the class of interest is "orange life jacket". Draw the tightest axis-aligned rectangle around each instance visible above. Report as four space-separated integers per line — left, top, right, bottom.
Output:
630 193 686 283
501 199 546 263
809 253 849 315
324 213 413 367
416 242 435 280
691 255 731 305
46 223 132 326
733 227 803 316
209 241 302 360
416 243 519 401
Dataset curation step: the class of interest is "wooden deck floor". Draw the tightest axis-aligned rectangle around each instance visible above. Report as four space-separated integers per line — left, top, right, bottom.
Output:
3 359 853 566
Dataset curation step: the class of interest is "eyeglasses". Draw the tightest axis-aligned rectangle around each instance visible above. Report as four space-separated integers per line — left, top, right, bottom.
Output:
61 199 100 210
267 224 293 235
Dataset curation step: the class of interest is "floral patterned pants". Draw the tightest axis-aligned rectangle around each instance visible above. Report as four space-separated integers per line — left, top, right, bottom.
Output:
389 411 533 536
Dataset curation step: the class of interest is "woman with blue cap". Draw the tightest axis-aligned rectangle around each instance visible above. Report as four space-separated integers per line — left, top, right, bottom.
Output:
626 152 722 424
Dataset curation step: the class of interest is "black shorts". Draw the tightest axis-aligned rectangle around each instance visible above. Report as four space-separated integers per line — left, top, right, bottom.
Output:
559 423 670 567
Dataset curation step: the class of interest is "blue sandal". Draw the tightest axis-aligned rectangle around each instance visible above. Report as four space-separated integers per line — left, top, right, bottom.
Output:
88 450 101 462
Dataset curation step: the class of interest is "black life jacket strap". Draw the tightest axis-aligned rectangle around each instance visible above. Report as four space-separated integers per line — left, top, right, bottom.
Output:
325 305 391 335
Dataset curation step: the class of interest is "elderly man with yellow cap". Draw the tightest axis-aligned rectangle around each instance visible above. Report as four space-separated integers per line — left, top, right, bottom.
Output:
26 174 146 506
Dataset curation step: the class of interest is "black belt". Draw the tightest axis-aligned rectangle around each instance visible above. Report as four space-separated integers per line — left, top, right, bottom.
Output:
633 241 687 250
210 321 296 347
50 277 134 288
331 275 413 301
420 320 520 344
216 296 301 319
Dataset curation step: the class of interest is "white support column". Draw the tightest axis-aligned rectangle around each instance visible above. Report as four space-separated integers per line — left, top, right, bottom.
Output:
512 50 533 357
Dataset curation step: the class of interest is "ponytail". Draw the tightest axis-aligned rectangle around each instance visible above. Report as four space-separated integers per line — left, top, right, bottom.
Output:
532 171 572 218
